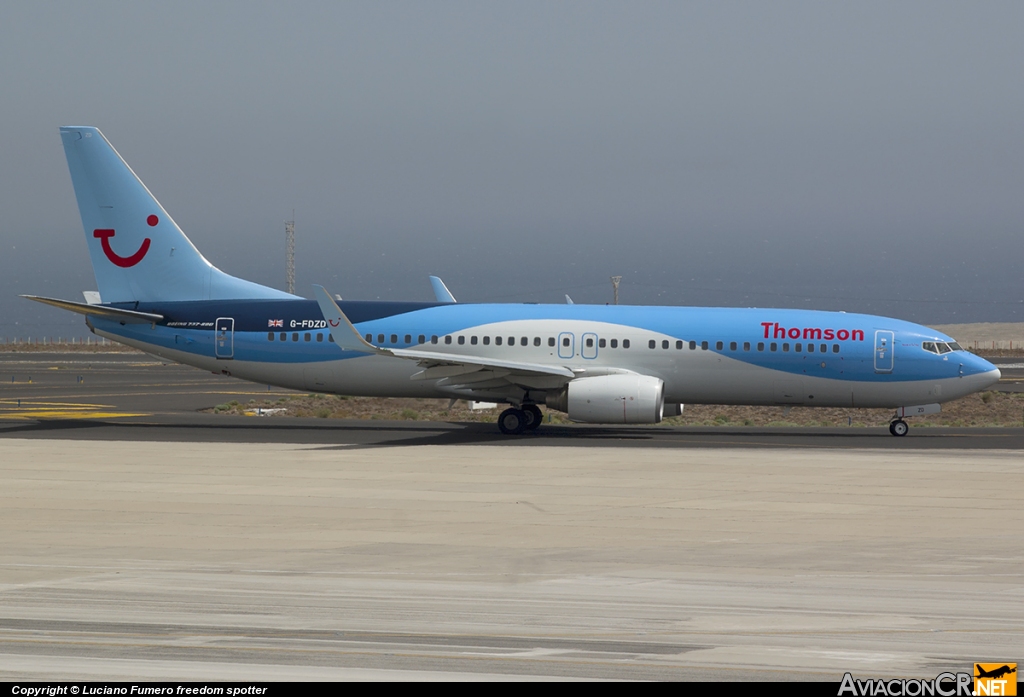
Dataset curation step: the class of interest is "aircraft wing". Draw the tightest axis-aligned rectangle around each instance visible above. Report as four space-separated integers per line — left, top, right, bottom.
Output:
22 295 164 324
313 285 573 384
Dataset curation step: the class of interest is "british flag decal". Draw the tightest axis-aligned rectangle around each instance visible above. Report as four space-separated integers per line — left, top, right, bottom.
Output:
268 319 283 328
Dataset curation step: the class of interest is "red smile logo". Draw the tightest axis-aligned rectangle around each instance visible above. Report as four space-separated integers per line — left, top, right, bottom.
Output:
93 216 157 268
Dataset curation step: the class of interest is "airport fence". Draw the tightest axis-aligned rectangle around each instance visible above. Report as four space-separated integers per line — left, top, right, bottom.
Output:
967 340 1024 350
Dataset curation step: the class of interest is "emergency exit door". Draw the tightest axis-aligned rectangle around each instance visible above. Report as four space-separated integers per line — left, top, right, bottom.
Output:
215 317 234 359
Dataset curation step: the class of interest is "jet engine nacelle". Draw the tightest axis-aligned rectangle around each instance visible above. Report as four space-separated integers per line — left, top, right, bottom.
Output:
546 374 665 424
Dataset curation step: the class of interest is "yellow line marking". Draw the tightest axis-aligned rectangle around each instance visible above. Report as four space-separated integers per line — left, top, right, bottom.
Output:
0 411 150 420
0 400 114 408
0 400 150 419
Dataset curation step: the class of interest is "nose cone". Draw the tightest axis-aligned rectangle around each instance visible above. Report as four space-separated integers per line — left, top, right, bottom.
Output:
964 353 1001 390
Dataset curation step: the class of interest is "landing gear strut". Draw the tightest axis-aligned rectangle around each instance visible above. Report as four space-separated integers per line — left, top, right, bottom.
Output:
889 419 909 437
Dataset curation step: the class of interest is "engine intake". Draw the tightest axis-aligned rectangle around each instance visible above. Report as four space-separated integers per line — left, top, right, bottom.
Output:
546 374 665 424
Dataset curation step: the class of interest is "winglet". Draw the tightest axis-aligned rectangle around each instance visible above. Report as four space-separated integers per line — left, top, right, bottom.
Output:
429 276 457 303
312 285 383 354
565 294 574 305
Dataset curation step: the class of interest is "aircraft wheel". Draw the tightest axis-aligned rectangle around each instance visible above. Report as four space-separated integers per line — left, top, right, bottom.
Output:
523 405 543 431
498 408 527 435
891 419 909 437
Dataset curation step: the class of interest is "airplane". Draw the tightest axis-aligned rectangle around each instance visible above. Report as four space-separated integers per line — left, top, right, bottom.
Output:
24 126 1001 436
975 665 1016 680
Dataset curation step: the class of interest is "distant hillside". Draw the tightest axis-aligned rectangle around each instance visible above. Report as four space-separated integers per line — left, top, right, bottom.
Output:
933 323 1024 349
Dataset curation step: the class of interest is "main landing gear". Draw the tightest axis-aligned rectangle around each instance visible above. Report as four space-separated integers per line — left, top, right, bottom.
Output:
498 404 543 435
888 419 909 437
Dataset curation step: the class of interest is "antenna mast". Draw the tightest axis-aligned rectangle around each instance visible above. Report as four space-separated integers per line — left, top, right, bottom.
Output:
285 213 295 295
611 275 622 305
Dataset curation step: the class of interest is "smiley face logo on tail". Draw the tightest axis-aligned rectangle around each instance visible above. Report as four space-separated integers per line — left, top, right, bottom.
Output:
93 215 157 268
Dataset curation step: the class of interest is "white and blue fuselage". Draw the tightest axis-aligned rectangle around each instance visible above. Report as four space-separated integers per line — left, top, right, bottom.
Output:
90 299 999 409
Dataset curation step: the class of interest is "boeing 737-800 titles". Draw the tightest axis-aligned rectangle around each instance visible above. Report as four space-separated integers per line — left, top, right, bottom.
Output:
24 127 1001 435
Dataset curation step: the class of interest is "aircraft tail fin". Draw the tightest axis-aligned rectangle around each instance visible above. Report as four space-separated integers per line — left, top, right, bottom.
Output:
59 126 296 304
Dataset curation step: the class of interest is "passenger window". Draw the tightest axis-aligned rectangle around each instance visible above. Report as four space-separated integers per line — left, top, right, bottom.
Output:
548 337 555 347
623 339 630 348
534 337 541 346
599 338 606 348
404 334 411 344
377 334 385 344
689 341 696 350
743 342 750 351
730 342 737 351
444 335 452 344
293 333 299 342
770 343 777 351
610 339 618 348
795 343 802 352
304 333 311 342
661 340 668 349
701 341 708 350
365 334 373 342
390 334 397 344
832 344 839 353
820 344 826 353
522 337 530 346
782 343 789 352
418 335 425 344
431 335 439 344
280 333 287 341
482 336 489 345
588 338 595 348
676 340 683 349
716 341 723 350
470 336 477 345
757 342 764 351
649 340 656 349
495 336 502 346
563 337 570 347
808 343 815 352
267 332 274 341
509 337 515 346
458 336 466 345
317 333 323 342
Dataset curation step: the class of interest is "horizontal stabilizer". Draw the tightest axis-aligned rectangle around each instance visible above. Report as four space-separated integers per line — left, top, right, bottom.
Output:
21 295 164 324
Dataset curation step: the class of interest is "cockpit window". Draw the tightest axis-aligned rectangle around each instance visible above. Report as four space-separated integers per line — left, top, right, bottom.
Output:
936 342 952 354
948 342 963 352
922 342 938 354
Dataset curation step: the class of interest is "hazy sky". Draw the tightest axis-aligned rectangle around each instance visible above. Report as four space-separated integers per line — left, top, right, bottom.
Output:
2 2 1023 338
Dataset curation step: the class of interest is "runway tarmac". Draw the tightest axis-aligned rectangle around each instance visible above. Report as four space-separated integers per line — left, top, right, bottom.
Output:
0 353 1022 680
2 352 1024 448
